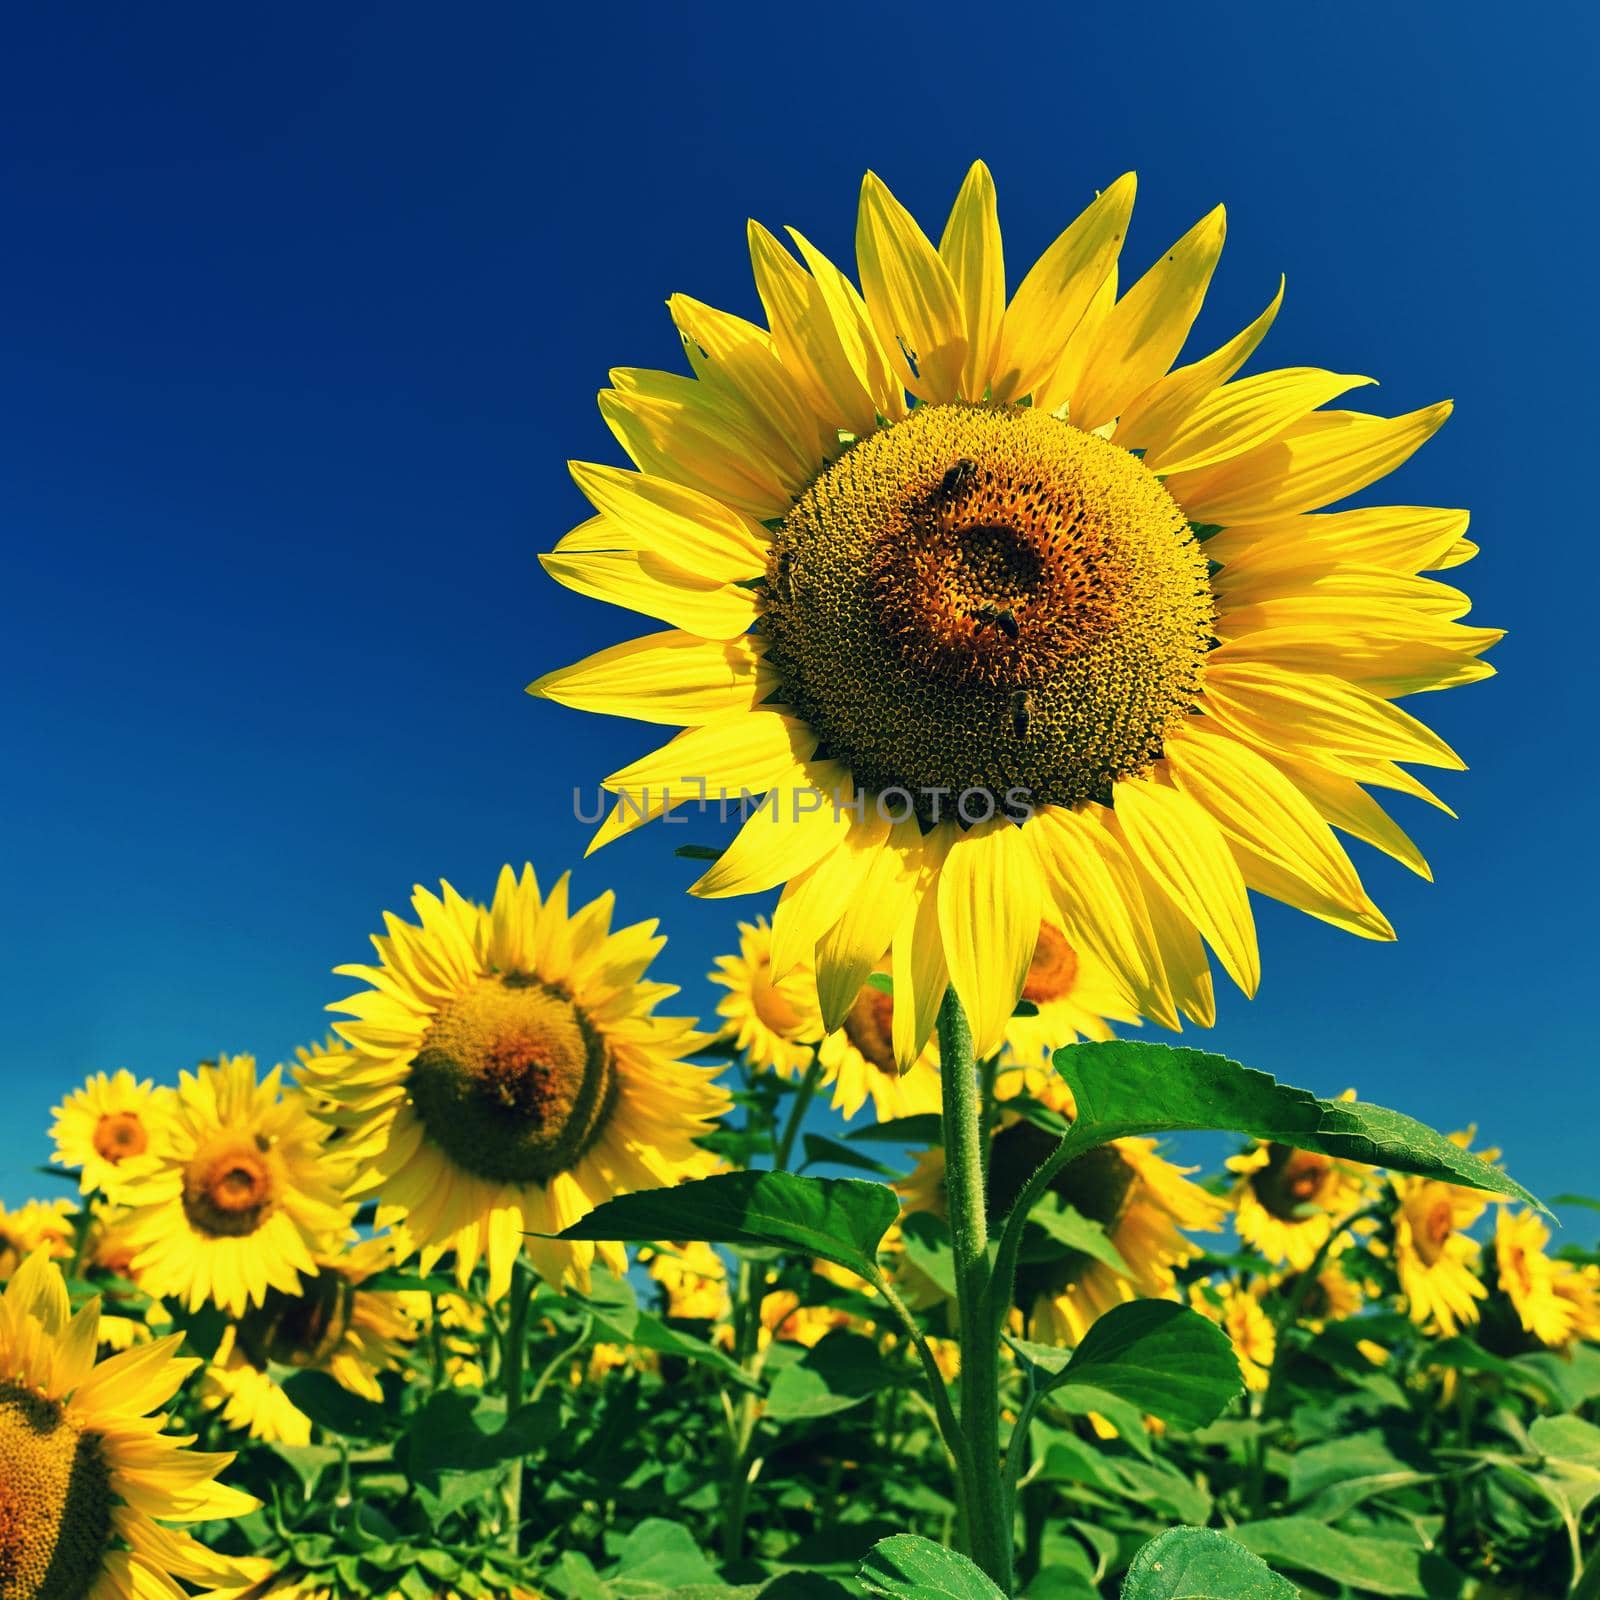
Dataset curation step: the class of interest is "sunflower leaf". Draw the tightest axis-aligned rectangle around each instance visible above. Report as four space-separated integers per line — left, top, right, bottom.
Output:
1120 1527 1298 1599
1051 1040 1540 1208
858 1533 1006 1599
548 1170 899 1280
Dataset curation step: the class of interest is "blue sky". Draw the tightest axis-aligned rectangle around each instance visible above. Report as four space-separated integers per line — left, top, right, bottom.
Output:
2 3 1594 1220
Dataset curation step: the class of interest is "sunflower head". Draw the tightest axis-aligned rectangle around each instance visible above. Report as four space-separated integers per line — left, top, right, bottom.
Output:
49 1072 173 1199
710 918 824 1077
0 1200 76 1281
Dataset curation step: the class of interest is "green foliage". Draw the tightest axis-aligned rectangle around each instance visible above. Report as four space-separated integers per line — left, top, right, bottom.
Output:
1119 1527 1297 1598
859 1534 1008 1599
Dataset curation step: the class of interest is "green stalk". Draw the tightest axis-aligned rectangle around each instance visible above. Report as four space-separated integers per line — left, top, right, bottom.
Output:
500 1258 536 1552
773 1052 824 1173
938 987 1014 1593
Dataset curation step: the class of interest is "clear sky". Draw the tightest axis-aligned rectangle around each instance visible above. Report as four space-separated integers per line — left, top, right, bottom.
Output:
2 3 1594 1218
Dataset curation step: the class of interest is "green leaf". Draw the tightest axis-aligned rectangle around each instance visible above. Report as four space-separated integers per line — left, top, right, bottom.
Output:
552 1170 898 1279
1022 1196 1132 1276
801 1131 905 1178
1285 1428 1436 1520
846 1113 945 1147
765 1329 899 1421
568 1275 761 1391
1046 1300 1241 1431
858 1533 1006 1599
1232 1518 1466 1598
1053 1040 1538 1207
899 1209 957 1298
1120 1527 1297 1599
400 1390 561 1478
279 1370 392 1439
1423 1335 1564 1407
606 1518 721 1593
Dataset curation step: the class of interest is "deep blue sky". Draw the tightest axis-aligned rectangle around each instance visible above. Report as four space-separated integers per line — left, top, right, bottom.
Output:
3 4 1594 1220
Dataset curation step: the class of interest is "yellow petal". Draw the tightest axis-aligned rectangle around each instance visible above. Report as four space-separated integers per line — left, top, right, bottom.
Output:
890 825 956 1068
856 170 969 403
937 818 1043 1058
1113 776 1260 997
1269 754 1432 881
529 631 774 725
602 712 817 799
1141 368 1375 476
748 219 883 439
937 160 1005 401
690 762 858 897
1117 842 1218 1028
1033 268 1117 417
1115 277 1284 453
1203 506 1471 577
992 173 1136 404
770 813 893 977
814 817 925 1029
1070 204 1227 432
537 550 758 640
1163 723 1391 940
1164 402 1452 524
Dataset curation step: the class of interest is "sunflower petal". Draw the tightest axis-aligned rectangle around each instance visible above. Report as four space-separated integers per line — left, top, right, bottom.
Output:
528 631 774 725
938 160 1006 401
537 550 758 640
890 825 955 1069
814 816 924 1030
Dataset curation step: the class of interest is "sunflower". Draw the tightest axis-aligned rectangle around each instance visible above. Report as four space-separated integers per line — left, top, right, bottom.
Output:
115 1056 355 1317
0 1248 254 1600
1274 1262 1367 1330
641 1240 733 1322
1190 1279 1275 1391
310 865 730 1300
900 1069 1225 1344
817 976 942 1122
198 1239 415 1445
49 1072 173 1198
530 161 1493 1064
1391 1169 1493 1337
1228 1123 1374 1271
709 916 825 1076
1001 921 1137 1064
0 1198 76 1279
1493 1209 1600 1350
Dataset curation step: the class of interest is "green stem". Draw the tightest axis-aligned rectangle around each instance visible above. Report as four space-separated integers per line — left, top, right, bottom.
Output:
500 1258 535 1553
938 987 1014 1594
773 1052 824 1173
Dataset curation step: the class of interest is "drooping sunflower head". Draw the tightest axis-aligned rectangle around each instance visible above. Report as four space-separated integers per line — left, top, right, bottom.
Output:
49 1071 174 1199
113 1056 355 1317
709 916 824 1077
0 1249 254 1600
534 162 1496 1063
310 865 730 1300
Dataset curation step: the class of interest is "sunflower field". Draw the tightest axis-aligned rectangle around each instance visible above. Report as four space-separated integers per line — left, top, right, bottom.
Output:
6 164 1596 1600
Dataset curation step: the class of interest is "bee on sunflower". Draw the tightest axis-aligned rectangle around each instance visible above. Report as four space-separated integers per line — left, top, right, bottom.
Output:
197 1238 416 1445
114 1054 356 1316
307 865 730 1300
49 1070 174 1198
531 160 1494 1065
0 1248 254 1600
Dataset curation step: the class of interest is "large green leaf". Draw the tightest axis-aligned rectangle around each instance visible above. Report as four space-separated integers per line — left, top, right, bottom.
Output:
1120 1527 1297 1599
1285 1428 1436 1520
1233 1518 1465 1598
553 1170 898 1279
1053 1041 1537 1206
858 1534 1006 1599
1031 1300 1242 1431
765 1329 900 1421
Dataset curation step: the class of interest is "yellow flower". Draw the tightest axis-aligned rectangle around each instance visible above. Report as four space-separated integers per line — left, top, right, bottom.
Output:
309 865 730 1300
197 1239 415 1445
49 1071 174 1198
1494 1208 1600 1350
642 1240 732 1322
1275 1262 1367 1330
391 1287 489 1389
1190 1279 1276 1391
817 978 942 1122
1228 1129 1373 1271
1002 922 1137 1065
0 1198 76 1279
0 1249 255 1600
710 916 825 1076
82 1205 172 1351
531 161 1492 1067
115 1055 355 1316
1392 1168 1493 1336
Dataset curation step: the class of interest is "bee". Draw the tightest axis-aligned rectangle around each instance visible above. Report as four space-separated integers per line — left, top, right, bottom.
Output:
939 457 978 503
1009 689 1034 739
771 548 796 604
972 602 1020 640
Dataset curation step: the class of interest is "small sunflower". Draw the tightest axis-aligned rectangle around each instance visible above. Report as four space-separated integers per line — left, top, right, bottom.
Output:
817 977 942 1122
310 865 730 1300
1275 1262 1367 1330
1190 1279 1276 1391
1001 922 1137 1065
49 1072 173 1198
0 1249 254 1600
1228 1126 1374 1271
0 1198 76 1279
1494 1209 1600 1350
115 1055 355 1316
710 916 825 1076
641 1241 732 1322
532 161 1494 1065
198 1239 415 1445
1391 1166 1494 1337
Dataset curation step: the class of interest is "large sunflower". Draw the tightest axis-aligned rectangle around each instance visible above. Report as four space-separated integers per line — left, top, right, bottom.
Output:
1390 1171 1492 1337
198 1239 415 1445
530 162 1493 1061
310 865 731 1300
115 1056 355 1317
49 1072 173 1199
0 1249 253 1600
